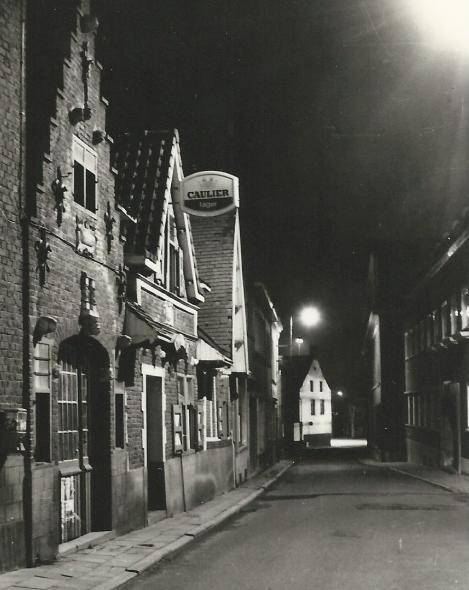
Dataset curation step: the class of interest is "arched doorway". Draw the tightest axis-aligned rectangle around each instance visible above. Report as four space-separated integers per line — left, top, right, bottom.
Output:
57 334 112 543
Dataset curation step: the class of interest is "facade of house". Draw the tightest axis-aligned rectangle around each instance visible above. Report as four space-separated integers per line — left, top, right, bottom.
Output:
247 283 283 472
402 231 469 475
0 0 284 574
189 174 251 485
282 356 332 448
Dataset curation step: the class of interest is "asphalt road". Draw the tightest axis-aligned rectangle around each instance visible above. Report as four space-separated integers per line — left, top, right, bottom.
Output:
126 451 469 590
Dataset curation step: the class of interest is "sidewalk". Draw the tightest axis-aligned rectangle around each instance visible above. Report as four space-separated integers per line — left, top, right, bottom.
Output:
0 460 293 590
361 458 469 494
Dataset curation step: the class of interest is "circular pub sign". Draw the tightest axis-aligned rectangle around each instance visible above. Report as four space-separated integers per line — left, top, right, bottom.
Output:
180 171 239 217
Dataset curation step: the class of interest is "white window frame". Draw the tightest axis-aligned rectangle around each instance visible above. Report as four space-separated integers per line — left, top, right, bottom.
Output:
72 136 98 214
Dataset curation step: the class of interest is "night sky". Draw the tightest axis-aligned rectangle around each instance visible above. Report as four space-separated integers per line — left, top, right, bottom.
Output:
95 0 469 397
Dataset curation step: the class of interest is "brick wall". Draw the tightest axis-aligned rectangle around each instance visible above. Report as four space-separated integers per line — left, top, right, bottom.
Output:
0 0 26 573
191 213 235 355
23 0 131 560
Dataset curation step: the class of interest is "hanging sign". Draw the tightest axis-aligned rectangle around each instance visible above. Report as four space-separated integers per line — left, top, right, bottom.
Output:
180 171 239 216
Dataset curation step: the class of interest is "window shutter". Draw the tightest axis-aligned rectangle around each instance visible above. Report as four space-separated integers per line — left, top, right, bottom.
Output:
172 404 184 454
196 401 205 450
217 403 224 439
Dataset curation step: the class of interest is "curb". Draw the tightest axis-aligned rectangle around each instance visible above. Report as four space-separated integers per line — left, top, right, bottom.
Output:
385 466 464 495
118 461 293 586
359 459 465 495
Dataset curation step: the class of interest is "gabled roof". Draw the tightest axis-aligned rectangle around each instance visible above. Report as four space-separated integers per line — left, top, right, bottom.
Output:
113 129 203 303
113 129 174 257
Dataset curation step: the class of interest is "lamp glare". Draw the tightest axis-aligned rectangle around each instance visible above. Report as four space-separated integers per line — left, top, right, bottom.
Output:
299 306 321 328
407 0 469 53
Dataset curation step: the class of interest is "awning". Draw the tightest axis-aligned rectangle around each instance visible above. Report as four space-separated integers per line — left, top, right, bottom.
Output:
196 338 232 366
124 300 173 345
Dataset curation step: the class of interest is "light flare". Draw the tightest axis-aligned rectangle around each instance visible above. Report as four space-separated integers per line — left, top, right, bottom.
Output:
407 0 469 53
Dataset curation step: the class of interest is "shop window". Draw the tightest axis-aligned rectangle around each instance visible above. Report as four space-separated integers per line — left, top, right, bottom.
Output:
320 399 325 415
311 399 316 416
73 136 97 212
34 342 51 462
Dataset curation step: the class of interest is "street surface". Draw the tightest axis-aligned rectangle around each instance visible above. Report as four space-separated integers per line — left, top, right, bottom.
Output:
126 450 469 590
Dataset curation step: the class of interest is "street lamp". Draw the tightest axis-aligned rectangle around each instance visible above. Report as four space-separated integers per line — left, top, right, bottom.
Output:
337 390 344 398
406 0 469 53
289 305 321 355
294 337 304 354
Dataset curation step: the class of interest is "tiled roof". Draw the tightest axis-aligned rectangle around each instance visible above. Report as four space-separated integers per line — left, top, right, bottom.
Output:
191 213 236 357
113 129 176 257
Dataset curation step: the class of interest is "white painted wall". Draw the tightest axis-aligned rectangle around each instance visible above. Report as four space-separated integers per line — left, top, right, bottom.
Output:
298 359 332 437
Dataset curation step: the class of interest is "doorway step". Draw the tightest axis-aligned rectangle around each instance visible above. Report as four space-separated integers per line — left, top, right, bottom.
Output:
58 530 115 557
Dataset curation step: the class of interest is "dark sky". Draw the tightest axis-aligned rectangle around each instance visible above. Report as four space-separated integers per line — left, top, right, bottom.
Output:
95 0 469 395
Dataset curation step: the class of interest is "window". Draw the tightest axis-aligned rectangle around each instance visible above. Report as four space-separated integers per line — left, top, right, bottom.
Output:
320 399 325 415
73 136 97 212
174 375 197 452
441 301 450 340
310 380 314 392
466 385 469 429
450 293 461 334
115 382 126 449
58 357 88 461
310 399 316 416
163 206 184 296
34 342 51 462
462 288 469 331
319 381 323 393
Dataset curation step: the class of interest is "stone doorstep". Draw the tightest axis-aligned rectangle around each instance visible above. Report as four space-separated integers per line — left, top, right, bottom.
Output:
58 532 116 558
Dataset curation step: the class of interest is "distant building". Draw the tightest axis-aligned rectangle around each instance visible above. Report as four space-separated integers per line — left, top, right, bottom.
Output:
362 252 406 461
246 283 283 472
282 356 332 448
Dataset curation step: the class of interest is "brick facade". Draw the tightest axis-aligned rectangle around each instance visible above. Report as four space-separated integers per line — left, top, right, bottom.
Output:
0 0 26 573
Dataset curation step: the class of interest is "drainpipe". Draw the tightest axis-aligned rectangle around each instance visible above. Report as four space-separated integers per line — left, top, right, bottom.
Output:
19 0 34 567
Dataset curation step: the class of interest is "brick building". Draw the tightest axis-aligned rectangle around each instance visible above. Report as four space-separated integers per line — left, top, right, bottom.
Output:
189 173 251 484
0 0 27 572
113 129 237 516
0 0 282 573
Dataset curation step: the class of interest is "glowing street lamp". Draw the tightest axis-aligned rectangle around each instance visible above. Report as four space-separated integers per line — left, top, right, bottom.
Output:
289 305 321 355
406 0 469 53
337 390 344 398
294 337 304 354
